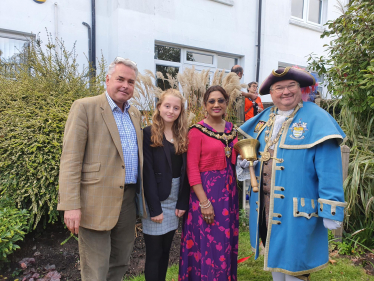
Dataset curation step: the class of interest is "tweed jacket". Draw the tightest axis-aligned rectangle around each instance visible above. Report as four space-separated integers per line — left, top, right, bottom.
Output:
239 102 347 275
57 92 147 231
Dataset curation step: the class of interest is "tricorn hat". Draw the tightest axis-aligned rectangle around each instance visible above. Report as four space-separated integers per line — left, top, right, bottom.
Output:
259 67 316 95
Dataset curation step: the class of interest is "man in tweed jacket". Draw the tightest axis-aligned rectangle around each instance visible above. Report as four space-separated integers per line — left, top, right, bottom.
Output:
58 57 146 281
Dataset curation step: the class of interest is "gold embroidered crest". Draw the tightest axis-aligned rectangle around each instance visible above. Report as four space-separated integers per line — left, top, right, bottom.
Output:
254 121 266 133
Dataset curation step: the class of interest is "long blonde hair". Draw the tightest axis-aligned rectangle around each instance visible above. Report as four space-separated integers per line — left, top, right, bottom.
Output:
150 89 188 154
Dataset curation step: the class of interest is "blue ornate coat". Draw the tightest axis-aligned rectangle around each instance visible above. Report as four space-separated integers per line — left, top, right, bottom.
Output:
238 102 347 275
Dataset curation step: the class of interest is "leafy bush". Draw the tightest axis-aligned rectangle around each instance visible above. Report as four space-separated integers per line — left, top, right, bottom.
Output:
0 196 29 263
308 0 374 116
0 36 106 228
308 0 374 247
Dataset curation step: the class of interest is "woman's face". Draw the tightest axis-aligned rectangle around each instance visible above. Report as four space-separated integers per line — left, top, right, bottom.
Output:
158 94 182 125
205 90 228 118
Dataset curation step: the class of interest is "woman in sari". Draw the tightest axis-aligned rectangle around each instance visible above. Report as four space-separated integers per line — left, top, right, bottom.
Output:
179 85 239 281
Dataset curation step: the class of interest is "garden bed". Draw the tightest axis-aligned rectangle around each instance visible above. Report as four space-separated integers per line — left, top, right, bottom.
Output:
0 221 182 281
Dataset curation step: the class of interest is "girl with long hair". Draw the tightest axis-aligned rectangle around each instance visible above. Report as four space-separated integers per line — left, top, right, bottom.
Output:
142 89 190 281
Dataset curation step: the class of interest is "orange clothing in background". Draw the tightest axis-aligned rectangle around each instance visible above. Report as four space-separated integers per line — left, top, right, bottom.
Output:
244 96 264 121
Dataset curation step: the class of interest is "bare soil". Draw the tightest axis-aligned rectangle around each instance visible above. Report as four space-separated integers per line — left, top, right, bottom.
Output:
0 220 182 281
1 222 373 280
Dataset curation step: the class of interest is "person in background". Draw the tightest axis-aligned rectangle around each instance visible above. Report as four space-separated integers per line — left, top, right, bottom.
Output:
237 67 347 281
231 65 244 80
58 57 146 281
142 89 190 281
231 64 247 96
179 85 239 281
244 82 264 121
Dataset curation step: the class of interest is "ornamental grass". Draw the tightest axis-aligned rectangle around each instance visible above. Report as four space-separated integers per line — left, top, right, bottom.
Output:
0 35 244 231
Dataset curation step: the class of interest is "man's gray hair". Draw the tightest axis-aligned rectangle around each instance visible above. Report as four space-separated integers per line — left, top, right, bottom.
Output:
107 57 138 77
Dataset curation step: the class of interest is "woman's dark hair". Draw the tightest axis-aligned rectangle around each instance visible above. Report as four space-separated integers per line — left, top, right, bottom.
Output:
203 85 229 105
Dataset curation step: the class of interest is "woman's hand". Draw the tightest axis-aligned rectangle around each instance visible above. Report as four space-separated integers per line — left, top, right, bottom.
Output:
175 209 186 218
151 213 164 223
201 204 215 225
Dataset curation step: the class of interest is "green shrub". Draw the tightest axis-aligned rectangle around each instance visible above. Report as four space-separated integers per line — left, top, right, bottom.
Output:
0 196 29 263
0 36 106 228
308 0 374 247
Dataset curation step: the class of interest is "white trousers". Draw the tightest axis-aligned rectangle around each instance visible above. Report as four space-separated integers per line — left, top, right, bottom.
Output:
272 272 302 281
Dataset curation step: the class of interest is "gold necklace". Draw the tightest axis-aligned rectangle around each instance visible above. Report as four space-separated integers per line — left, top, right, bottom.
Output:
260 105 300 162
190 123 238 158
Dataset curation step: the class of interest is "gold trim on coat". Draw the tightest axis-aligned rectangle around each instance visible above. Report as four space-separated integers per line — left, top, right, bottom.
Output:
263 145 279 271
238 127 253 139
271 67 291 77
267 261 329 276
318 198 348 215
293 198 319 219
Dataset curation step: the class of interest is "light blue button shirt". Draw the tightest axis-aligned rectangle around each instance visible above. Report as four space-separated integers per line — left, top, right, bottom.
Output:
106 92 138 184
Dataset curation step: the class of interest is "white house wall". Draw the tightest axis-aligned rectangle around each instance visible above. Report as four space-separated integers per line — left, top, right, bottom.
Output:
0 0 92 69
260 0 344 101
0 0 344 101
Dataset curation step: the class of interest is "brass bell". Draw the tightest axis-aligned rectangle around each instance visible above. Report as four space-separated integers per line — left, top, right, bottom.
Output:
234 139 260 192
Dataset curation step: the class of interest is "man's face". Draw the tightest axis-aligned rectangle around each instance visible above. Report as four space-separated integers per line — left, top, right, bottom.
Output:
106 64 136 109
248 84 258 94
270 79 301 111
238 72 243 79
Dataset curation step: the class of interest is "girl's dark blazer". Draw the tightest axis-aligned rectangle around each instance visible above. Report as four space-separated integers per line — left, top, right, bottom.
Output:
143 126 190 217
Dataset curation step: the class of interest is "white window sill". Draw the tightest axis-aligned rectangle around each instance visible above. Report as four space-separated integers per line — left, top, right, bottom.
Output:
289 18 325 33
209 0 234 6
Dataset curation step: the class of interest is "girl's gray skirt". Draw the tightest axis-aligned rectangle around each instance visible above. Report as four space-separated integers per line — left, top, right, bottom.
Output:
142 177 180 235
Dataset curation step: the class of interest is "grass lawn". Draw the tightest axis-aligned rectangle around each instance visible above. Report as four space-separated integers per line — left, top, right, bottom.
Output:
125 229 374 281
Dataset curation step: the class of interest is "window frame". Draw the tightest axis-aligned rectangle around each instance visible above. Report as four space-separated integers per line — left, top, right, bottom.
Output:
290 0 324 27
154 42 240 90
0 28 34 60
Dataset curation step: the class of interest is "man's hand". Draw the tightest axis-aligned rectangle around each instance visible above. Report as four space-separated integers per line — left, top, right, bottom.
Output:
257 107 263 113
238 155 258 169
151 213 164 223
64 209 81 234
248 93 258 100
238 156 250 169
323 218 341 230
175 209 186 218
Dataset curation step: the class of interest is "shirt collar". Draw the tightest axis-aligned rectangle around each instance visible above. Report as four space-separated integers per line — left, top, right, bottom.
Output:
106 91 130 113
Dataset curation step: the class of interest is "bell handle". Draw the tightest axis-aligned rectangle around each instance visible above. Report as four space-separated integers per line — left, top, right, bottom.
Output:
249 162 258 193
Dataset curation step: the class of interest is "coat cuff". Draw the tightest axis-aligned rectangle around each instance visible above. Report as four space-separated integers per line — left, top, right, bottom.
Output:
57 201 81 211
176 200 188 211
147 202 163 218
318 198 347 221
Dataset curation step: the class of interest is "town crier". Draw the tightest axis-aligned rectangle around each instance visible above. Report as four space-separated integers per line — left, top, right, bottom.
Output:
236 67 347 281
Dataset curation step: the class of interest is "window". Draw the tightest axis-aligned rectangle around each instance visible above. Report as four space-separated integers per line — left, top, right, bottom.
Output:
186 52 213 65
154 43 239 90
0 38 28 59
291 0 323 25
217 56 236 70
154 45 181 62
155 65 179 90
0 29 33 60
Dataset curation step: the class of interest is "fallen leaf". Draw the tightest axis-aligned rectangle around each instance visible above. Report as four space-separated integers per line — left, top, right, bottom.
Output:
329 258 337 265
